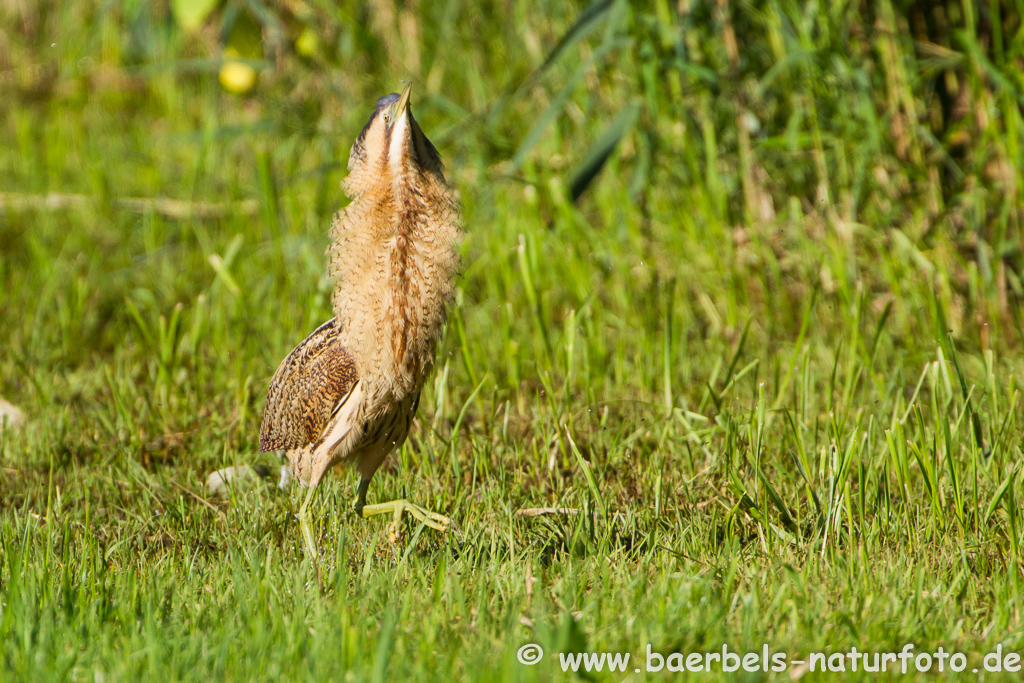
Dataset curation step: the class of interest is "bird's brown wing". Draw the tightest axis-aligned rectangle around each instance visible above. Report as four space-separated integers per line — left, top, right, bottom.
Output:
259 318 359 452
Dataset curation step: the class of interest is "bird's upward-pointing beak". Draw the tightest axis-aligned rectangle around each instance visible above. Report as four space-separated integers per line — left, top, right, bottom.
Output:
387 83 417 169
394 83 412 122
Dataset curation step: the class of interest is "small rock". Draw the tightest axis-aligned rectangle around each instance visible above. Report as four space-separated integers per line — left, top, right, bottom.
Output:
206 465 269 495
277 464 292 490
0 398 25 431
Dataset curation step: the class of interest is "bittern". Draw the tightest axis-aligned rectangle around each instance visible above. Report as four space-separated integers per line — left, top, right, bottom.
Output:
259 84 463 561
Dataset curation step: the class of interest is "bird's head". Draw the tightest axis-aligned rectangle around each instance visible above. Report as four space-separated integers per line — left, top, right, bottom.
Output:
344 84 444 194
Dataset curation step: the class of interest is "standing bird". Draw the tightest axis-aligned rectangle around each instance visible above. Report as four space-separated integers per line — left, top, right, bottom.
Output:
259 85 463 561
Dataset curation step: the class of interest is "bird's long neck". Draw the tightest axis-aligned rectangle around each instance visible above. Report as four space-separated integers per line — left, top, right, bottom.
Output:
327 169 461 398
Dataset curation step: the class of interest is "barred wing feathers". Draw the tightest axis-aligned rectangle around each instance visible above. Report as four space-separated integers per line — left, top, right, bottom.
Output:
259 318 359 452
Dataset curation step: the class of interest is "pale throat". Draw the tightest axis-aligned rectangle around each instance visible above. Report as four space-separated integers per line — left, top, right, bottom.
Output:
388 115 411 179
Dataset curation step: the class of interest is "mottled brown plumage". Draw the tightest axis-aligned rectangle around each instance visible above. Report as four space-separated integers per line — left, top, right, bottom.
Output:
258 318 358 452
259 85 463 563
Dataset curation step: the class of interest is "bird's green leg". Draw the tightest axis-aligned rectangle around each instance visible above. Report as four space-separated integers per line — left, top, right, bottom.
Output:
297 482 323 589
298 483 319 558
352 478 371 517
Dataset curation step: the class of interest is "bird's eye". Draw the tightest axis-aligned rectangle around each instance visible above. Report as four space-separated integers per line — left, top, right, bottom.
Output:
383 112 391 124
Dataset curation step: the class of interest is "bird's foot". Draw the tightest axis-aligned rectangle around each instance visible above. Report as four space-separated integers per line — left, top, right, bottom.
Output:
360 498 451 543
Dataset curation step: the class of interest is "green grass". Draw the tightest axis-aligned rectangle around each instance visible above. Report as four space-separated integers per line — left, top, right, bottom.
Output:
2 0 1024 680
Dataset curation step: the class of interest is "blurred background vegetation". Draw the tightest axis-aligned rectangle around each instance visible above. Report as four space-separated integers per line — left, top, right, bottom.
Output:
2 0 1023 372
2 0 1024 679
